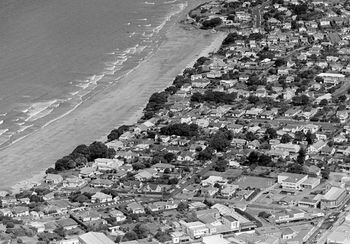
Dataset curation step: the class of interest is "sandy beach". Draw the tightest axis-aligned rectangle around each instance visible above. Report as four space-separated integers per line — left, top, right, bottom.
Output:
0 1 226 191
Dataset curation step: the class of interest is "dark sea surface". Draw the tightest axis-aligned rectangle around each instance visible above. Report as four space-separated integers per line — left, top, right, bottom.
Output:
0 0 186 146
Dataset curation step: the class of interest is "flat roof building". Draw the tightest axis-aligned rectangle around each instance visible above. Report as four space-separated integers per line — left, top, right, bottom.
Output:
321 187 347 209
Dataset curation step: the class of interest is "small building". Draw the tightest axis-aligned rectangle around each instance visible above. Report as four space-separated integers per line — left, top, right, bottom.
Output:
57 218 79 231
91 192 113 203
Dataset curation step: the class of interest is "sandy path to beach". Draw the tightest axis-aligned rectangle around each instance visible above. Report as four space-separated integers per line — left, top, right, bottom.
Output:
0 2 226 191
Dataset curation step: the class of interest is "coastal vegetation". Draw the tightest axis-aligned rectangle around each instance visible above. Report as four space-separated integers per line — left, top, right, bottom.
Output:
52 141 115 172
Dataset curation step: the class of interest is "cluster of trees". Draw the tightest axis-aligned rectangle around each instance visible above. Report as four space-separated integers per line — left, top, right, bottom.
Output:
107 125 130 142
292 94 310 106
191 91 237 104
53 141 116 171
244 151 273 167
201 17 222 29
143 91 169 119
142 68 194 120
69 191 93 203
210 129 233 151
123 224 150 241
213 159 229 172
155 231 172 242
160 123 199 137
197 147 214 161
222 32 245 45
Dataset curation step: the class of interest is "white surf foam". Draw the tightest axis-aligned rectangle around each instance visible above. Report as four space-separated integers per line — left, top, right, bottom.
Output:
24 100 58 122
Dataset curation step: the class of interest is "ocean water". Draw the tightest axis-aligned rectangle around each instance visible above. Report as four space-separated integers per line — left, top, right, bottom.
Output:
0 0 187 147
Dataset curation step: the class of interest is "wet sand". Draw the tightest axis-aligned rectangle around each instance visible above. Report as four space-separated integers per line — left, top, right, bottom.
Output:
1 1 226 191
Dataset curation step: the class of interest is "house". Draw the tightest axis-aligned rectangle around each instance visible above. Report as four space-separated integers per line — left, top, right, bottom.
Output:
202 176 227 187
79 167 98 179
93 158 124 172
12 206 29 217
29 222 46 233
227 124 244 134
231 110 245 118
126 202 145 214
337 111 349 123
135 168 157 181
109 210 126 222
57 218 79 231
90 179 114 188
192 79 211 88
62 176 86 189
284 108 301 117
75 211 101 222
281 227 297 239
308 140 327 153
221 184 239 198
91 192 113 203
271 143 300 153
143 183 163 193
0 209 13 217
259 110 277 120
152 163 175 173
44 174 63 185
231 138 247 148
202 186 219 197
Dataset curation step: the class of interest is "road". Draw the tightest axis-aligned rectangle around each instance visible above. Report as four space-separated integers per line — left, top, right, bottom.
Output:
252 0 271 29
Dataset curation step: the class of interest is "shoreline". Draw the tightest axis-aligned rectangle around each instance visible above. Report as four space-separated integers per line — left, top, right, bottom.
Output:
3 0 227 193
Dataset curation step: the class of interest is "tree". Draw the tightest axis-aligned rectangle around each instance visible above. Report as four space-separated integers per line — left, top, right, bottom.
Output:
160 123 198 137
265 128 277 139
133 224 149 239
88 141 115 161
321 166 330 179
107 125 129 141
177 202 189 212
294 131 305 141
245 131 257 141
201 17 222 29
305 130 316 145
155 231 171 242
210 131 231 151
258 211 271 218
124 231 138 241
319 99 328 106
292 94 310 106
281 134 292 143
213 160 228 172
197 148 213 161
296 148 306 165
169 178 178 185
246 151 259 165
163 152 176 163
71 144 90 159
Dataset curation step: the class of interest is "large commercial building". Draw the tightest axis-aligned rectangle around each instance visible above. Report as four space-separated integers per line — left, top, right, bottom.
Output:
321 187 347 209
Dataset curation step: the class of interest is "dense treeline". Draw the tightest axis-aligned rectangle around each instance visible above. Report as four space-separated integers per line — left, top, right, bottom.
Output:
107 125 130 142
160 123 199 137
201 17 223 29
142 68 195 120
52 141 116 172
191 91 237 104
